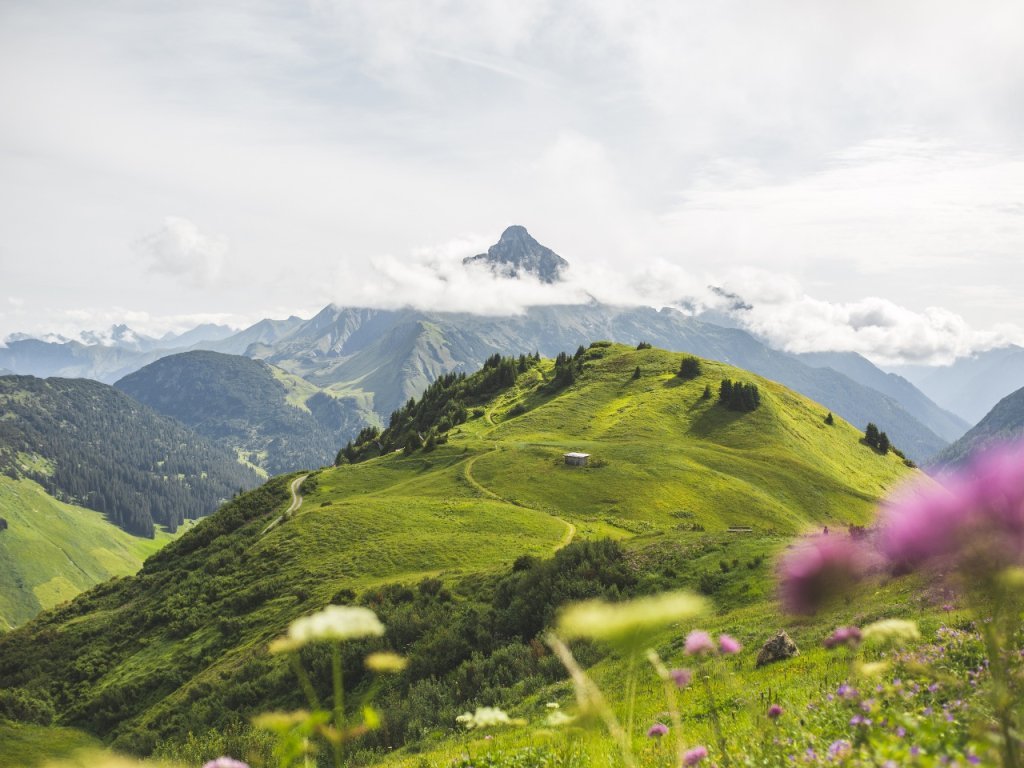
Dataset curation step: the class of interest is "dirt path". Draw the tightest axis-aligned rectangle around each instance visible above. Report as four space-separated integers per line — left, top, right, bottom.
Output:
261 474 307 535
462 448 576 552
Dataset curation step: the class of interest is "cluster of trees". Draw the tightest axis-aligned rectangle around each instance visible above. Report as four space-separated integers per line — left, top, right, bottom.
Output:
718 379 762 412
337 353 543 464
864 422 892 454
0 377 258 536
678 356 702 379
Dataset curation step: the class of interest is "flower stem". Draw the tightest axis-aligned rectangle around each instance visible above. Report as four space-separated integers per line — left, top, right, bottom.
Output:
332 642 345 768
699 664 730 767
547 634 635 768
290 653 321 711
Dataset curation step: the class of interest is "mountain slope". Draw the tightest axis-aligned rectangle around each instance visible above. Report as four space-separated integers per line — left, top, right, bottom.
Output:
0 375 260 536
115 351 373 475
254 303 948 462
0 345 913 753
795 351 968 442
928 384 1024 470
892 345 1024 425
0 476 175 630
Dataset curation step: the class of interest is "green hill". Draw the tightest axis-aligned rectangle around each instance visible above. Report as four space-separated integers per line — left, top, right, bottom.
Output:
115 351 375 475
0 375 260 536
0 476 176 630
0 345 913 758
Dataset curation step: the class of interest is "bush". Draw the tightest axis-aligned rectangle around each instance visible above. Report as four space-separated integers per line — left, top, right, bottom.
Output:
0 687 55 725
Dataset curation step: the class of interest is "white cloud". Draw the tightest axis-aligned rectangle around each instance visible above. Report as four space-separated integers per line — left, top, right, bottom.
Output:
135 217 228 288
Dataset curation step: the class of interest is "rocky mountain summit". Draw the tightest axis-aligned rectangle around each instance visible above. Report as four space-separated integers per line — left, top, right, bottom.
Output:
462 225 569 283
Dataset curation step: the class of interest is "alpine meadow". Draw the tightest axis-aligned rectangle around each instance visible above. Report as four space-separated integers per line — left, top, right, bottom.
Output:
3 2 1024 767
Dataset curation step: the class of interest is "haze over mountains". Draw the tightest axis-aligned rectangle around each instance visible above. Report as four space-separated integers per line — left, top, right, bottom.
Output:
0 226 1001 465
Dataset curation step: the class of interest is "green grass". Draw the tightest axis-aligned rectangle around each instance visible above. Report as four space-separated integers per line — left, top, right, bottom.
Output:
0 477 176 630
0 344 922 764
0 721 103 768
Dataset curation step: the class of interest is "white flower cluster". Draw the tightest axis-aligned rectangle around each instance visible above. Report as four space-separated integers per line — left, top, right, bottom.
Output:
271 605 384 653
455 706 523 730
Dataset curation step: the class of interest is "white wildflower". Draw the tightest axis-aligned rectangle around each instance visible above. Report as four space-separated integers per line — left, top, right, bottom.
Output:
270 605 384 653
455 706 524 730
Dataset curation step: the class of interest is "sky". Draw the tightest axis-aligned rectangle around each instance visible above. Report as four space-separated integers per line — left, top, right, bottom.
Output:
1 0 1023 365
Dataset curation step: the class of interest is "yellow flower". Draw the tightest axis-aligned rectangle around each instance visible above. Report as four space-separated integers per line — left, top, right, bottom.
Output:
365 651 408 673
270 605 384 653
556 590 706 643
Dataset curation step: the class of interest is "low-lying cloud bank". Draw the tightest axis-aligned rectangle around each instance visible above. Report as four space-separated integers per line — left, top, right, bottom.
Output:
335 239 1023 367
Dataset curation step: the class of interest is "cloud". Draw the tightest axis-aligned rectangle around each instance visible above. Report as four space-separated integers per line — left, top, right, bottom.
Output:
716 271 1024 366
333 234 1023 366
134 217 227 288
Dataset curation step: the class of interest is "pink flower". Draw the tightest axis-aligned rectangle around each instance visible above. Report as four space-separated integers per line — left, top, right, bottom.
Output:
684 630 715 655
647 722 669 738
767 704 783 719
718 634 741 654
202 760 249 768
669 668 693 688
878 443 1024 576
824 626 862 649
683 745 709 765
778 535 868 615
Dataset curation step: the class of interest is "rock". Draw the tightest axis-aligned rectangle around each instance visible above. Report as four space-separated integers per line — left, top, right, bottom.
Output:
756 630 799 667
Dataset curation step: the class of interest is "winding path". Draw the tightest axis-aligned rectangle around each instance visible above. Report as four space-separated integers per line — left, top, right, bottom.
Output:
462 447 576 551
260 474 307 535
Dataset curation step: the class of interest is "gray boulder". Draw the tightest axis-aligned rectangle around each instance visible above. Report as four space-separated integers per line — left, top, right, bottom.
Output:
756 630 799 667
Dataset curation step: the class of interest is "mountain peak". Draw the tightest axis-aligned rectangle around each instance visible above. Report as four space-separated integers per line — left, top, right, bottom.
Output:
462 225 569 284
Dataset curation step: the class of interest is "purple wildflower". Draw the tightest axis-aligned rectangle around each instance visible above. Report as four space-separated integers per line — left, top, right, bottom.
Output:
828 740 852 760
682 745 709 765
878 442 1024 575
719 634 742 654
767 703 783 719
202 760 250 768
778 535 869 615
684 630 715 655
669 668 693 688
824 625 862 649
647 722 669 738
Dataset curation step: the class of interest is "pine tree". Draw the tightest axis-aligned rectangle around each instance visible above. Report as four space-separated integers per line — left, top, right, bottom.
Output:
825 412 834 425
632 365 642 380
702 384 712 400
878 432 891 454
678 356 702 380
865 423 880 448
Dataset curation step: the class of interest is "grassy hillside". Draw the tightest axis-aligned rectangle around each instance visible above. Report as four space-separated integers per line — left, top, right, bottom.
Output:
0 375 260 536
115 351 374 475
0 477 176 630
0 344 914 761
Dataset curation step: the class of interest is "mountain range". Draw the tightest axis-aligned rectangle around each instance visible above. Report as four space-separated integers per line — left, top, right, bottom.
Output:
0 226 983 464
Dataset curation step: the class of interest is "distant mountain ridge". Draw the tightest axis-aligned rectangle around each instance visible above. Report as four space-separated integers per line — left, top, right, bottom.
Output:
0 227 968 462
893 345 1024 425
115 351 372 475
795 351 968 442
928 384 1024 470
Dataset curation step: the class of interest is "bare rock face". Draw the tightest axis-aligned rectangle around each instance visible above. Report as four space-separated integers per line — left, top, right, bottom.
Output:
462 225 569 284
756 630 799 667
